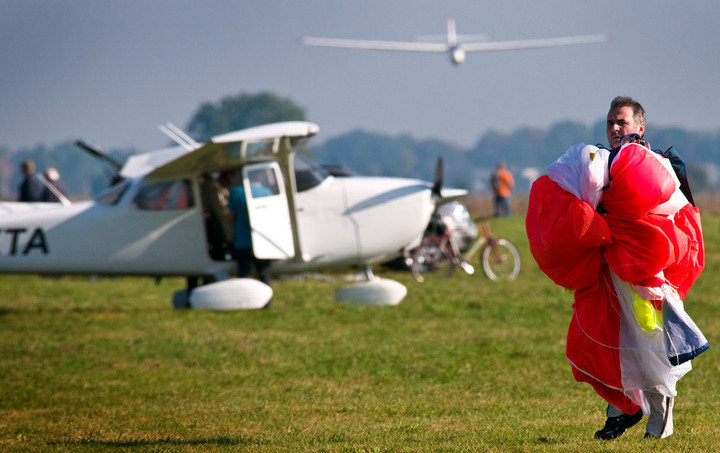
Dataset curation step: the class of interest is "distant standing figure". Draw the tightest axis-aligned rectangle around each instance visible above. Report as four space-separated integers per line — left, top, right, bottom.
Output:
227 174 273 287
216 170 234 207
490 162 514 217
18 159 44 201
41 167 67 202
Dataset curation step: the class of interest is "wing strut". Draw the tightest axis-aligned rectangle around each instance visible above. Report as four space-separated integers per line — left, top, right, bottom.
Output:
158 122 201 151
276 137 306 263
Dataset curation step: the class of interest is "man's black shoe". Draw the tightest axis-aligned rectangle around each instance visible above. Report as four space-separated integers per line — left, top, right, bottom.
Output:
594 410 643 440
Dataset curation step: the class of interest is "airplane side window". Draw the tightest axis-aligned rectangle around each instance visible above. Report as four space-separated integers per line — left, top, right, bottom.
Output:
246 168 280 198
134 180 195 210
294 154 328 192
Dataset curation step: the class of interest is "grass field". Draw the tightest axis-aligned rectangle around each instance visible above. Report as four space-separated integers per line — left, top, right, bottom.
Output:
1 209 718 452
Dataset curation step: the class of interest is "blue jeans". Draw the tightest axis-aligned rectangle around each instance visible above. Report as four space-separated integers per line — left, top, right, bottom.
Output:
494 195 511 217
234 248 272 286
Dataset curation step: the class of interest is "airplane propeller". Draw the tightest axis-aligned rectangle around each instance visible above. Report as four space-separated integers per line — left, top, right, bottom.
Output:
431 156 443 199
75 139 123 183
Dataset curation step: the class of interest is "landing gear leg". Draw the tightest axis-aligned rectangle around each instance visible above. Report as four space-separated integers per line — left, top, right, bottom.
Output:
172 277 197 310
362 265 374 281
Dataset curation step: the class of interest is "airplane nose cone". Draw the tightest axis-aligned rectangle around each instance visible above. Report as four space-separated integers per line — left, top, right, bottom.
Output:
451 47 466 65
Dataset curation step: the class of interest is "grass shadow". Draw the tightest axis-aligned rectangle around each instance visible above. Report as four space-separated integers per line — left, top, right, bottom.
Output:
48 435 265 448
2 304 174 315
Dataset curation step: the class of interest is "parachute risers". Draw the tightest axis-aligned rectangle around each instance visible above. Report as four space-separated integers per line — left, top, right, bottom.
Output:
174 278 273 311
335 277 407 306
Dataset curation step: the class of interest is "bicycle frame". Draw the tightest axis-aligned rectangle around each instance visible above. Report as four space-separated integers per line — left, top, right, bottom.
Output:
410 218 520 282
461 222 491 262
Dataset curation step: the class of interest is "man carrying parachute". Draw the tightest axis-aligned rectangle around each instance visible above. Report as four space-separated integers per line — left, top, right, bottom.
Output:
526 96 708 440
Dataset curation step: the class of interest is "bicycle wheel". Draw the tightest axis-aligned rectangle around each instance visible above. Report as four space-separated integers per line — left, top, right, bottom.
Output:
481 238 521 281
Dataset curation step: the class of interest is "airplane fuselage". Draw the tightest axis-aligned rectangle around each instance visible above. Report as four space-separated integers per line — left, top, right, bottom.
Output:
0 172 435 279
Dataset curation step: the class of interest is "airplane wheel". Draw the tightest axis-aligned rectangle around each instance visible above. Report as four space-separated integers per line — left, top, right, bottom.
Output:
172 289 191 309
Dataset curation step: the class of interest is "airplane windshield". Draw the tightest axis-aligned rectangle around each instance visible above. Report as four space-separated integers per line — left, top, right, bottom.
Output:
95 180 130 205
294 154 328 192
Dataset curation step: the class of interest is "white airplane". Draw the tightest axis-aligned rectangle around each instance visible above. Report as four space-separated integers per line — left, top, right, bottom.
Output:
0 122 465 310
300 17 610 65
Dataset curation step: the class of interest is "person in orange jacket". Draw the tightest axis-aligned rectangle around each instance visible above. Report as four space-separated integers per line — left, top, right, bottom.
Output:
490 162 514 217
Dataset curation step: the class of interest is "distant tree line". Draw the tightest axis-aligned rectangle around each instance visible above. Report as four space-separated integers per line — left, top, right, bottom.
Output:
186 92 306 142
2 92 718 200
312 120 717 194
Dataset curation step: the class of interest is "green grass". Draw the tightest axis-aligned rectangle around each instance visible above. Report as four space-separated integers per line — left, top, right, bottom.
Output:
1 214 718 452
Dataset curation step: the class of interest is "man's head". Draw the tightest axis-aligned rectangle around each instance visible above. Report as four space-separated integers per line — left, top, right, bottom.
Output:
20 159 35 176
606 96 645 149
218 170 235 187
45 167 60 182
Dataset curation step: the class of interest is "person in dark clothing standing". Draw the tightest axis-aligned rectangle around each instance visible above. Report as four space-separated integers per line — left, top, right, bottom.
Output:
18 159 44 201
41 167 67 202
227 175 273 286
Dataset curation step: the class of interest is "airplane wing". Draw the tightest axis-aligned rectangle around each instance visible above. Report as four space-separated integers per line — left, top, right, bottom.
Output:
461 33 610 52
412 34 491 43
299 37 447 53
122 121 319 179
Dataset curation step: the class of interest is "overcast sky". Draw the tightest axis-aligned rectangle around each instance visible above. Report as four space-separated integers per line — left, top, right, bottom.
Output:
2 1 719 152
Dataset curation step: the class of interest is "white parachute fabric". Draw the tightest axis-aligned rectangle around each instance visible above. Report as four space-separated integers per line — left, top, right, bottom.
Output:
546 143 609 209
610 272 691 413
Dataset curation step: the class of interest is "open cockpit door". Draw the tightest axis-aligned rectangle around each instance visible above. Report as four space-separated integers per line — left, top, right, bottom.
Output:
242 162 295 260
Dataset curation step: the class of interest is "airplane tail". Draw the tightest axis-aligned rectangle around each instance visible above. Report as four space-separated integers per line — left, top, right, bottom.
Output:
447 17 457 46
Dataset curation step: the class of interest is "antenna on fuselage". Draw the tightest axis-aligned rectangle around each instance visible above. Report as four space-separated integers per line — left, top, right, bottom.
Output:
158 122 201 151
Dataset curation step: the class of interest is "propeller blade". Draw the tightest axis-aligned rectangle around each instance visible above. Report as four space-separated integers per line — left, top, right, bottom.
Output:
75 140 123 172
431 156 444 198
75 139 124 183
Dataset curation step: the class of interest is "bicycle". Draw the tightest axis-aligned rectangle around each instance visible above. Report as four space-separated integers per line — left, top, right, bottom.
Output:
410 217 521 283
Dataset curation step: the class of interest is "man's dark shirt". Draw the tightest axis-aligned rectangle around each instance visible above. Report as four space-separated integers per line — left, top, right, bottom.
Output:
19 175 44 201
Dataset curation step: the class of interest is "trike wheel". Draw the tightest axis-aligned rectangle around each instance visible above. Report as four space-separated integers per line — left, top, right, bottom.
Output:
410 239 455 280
